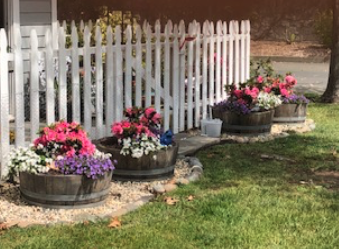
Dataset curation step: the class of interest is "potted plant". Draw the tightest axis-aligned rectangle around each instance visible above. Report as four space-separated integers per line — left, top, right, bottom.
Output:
94 107 178 181
248 60 309 124
8 121 116 209
213 83 282 134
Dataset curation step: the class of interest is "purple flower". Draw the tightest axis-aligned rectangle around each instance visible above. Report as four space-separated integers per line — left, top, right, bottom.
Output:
214 100 251 115
55 155 116 179
282 94 309 104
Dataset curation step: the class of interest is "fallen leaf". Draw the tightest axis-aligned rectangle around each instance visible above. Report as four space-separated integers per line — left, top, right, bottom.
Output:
164 197 179 206
0 223 8 231
207 153 215 158
187 195 195 201
83 220 89 226
108 217 121 229
168 178 176 184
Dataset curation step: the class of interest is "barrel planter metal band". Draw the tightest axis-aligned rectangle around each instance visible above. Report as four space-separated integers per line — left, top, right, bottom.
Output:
94 137 178 181
273 103 307 124
19 171 112 209
212 108 274 134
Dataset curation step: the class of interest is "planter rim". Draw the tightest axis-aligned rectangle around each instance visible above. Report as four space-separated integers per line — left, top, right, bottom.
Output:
19 171 113 179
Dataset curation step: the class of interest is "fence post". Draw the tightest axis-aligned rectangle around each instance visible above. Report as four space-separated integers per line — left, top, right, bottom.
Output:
0 29 10 178
13 28 25 147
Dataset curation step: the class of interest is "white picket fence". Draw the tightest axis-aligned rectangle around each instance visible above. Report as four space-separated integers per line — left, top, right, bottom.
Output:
0 19 250 178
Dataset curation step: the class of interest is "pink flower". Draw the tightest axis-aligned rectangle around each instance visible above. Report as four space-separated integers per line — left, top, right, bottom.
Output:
112 123 123 135
280 88 290 97
233 90 243 99
257 76 264 83
151 113 161 124
264 87 272 93
285 75 297 86
145 107 156 118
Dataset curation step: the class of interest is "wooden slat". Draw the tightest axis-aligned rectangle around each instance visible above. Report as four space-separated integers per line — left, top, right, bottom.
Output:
172 25 180 133
240 21 246 83
202 21 209 120
163 23 171 131
124 25 132 108
45 28 55 125
145 25 152 107
222 22 228 100
83 26 92 134
209 22 215 106
105 26 114 135
13 28 25 146
71 26 80 123
228 21 234 88
187 23 194 130
154 21 161 112
135 26 142 107
178 20 186 132
30 29 40 141
95 25 103 138
58 27 67 120
233 21 240 85
114 25 123 121
216 21 222 102
0 29 10 177
194 22 201 128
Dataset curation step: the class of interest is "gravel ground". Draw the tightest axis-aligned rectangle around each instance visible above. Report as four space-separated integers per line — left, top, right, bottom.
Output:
0 159 191 226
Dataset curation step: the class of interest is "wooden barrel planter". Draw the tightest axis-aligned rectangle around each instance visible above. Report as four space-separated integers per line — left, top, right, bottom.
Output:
212 108 274 134
94 137 178 181
273 103 307 124
19 171 112 209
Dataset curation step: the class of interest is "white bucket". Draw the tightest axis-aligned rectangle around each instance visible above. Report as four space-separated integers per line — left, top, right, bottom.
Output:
201 119 223 138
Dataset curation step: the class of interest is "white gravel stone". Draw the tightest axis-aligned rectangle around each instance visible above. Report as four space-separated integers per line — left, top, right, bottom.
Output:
0 159 191 226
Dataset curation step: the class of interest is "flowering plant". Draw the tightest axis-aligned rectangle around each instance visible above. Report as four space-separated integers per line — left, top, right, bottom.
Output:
111 107 168 159
282 94 310 104
8 121 116 179
33 120 96 160
8 147 51 176
257 92 283 110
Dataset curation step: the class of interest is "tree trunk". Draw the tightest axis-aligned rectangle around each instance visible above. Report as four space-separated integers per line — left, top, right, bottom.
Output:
322 0 339 103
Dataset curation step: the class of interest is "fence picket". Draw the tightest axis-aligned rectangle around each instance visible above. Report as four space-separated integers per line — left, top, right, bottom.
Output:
95 25 104 138
145 25 152 108
187 23 194 130
105 26 114 135
45 29 55 125
202 21 209 120
222 22 228 100
233 21 240 85
245 20 251 80
71 26 80 123
216 21 222 102
13 28 25 146
228 21 234 88
163 23 171 131
83 26 92 134
124 25 132 108
0 29 10 177
155 21 161 112
178 20 186 131
58 27 67 121
240 20 246 83
114 25 123 121
172 25 180 134
195 23 201 127
135 26 142 107
209 22 215 106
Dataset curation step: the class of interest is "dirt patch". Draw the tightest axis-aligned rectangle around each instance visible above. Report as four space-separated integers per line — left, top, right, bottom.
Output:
251 41 330 58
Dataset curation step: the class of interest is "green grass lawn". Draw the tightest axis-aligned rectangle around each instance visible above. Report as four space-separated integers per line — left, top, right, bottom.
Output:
1 103 339 249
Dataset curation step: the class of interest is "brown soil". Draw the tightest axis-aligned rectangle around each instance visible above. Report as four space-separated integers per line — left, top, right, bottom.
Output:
251 41 331 58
